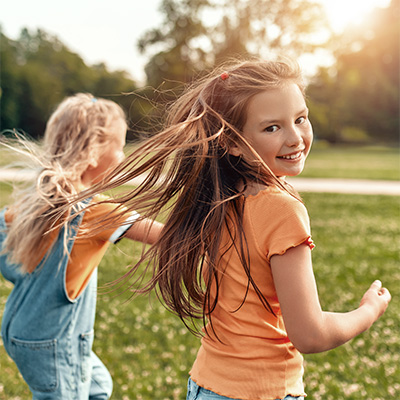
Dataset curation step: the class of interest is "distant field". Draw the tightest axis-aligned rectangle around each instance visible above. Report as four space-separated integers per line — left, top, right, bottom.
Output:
301 144 399 180
0 181 399 399
0 143 399 181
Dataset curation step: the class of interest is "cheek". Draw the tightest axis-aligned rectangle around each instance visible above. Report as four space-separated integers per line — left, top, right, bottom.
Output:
306 120 313 138
259 138 281 158
118 150 125 163
306 125 314 148
301 122 313 148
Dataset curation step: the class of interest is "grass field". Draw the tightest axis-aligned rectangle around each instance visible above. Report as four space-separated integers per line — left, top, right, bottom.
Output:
0 151 399 399
300 145 400 181
1 143 399 181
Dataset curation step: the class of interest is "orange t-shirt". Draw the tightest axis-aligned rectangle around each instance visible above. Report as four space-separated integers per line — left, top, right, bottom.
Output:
5 195 138 300
190 187 314 400
65 195 138 299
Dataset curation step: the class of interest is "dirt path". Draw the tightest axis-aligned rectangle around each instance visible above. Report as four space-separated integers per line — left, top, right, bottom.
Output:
286 177 400 196
0 168 399 196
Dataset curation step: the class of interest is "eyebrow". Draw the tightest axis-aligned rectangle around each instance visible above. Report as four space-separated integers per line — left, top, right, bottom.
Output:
258 107 309 127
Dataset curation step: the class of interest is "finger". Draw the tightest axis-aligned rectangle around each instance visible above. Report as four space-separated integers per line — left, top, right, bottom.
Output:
379 287 391 302
370 280 382 291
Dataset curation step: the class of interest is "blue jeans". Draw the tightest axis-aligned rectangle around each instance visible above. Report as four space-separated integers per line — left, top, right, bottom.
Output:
27 350 112 400
187 377 304 400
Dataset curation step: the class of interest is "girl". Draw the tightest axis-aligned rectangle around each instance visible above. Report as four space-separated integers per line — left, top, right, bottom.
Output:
73 60 391 399
0 93 163 399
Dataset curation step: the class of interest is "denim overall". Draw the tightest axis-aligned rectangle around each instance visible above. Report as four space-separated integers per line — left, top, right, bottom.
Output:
0 205 112 399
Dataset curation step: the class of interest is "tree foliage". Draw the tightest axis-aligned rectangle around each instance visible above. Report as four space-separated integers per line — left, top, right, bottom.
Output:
138 0 211 92
138 0 328 89
1 0 398 145
307 0 399 144
211 0 328 63
0 28 145 140
139 0 398 144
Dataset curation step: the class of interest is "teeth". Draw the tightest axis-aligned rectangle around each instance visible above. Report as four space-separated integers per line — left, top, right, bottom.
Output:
280 152 301 160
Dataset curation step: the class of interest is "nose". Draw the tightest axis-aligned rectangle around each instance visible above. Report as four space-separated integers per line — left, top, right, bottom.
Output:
286 125 303 148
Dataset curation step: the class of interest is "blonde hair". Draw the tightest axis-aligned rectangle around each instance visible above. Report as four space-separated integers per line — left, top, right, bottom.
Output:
2 93 127 272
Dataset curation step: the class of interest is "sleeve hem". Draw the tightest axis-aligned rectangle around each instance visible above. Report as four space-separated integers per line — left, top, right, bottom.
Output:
267 236 315 262
109 211 140 243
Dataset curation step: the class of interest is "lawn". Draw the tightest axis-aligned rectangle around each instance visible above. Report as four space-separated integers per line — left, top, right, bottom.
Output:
300 144 400 181
0 184 399 397
1 142 399 181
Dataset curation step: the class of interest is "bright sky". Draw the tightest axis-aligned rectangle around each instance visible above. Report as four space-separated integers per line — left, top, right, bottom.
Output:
0 0 391 84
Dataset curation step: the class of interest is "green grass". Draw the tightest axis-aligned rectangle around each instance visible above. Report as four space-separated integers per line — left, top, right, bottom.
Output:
1 143 399 180
301 145 400 181
300 193 400 399
0 189 399 398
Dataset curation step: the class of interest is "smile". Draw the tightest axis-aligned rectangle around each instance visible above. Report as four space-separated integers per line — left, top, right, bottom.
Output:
277 151 303 160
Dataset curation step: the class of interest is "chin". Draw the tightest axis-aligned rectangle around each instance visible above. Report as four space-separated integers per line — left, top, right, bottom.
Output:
285 170 304 177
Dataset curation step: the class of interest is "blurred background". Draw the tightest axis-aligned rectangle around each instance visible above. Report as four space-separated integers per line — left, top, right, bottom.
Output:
1 0 398 145
1 2 399 399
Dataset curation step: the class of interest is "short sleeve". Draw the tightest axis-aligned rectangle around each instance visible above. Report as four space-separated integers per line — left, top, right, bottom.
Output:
82 195 139 243
246 189 314 262
266 198 313 261
109 211 140 243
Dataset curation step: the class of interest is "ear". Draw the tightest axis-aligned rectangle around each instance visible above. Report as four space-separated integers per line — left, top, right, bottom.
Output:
80 158 99 186
227 143 242 157
86 157 99 170
219 134 244 158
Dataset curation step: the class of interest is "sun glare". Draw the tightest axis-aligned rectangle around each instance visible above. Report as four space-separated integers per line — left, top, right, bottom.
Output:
320 0 392 32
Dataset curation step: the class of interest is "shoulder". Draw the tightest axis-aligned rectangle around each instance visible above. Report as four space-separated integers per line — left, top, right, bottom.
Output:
244 187 313 256
78 195 119 228
0 207 14 226
245 186 308 219
85 194 120 215
81 194 134 231
244 186 311 240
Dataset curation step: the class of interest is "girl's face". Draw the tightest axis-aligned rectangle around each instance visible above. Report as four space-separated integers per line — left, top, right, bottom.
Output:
238 82 313 178
83 118 127 185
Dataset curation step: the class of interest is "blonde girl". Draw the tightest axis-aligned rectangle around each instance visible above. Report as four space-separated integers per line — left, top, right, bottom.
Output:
0 93 163 400
72 60 390 399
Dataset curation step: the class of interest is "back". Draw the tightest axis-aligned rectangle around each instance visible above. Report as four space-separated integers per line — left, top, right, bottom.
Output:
190 186 314 399
0 206 97 342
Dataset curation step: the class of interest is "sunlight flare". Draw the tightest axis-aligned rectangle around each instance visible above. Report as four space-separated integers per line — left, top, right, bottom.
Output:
320 0 392 32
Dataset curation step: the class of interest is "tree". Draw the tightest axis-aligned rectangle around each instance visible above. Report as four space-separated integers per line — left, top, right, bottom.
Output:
0 32 22 131
0 28 145 140
138 0 329 89
211 0 328 63
138 0 211 91
308 0 399 144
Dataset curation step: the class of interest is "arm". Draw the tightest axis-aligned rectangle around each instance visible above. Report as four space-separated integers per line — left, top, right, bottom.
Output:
122 218 163 245
270 244 391 354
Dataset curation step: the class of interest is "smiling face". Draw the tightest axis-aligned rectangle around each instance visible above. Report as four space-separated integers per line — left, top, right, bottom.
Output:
236 82 313 179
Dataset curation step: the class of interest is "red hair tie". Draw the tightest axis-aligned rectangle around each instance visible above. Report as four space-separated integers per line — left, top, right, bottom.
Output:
220 72 229 81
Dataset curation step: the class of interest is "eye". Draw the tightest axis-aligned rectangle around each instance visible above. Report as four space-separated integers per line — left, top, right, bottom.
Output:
264 125 279 133
296 116 306 124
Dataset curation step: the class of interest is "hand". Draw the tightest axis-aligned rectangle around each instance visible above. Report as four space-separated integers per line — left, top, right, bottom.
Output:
359 280 391 321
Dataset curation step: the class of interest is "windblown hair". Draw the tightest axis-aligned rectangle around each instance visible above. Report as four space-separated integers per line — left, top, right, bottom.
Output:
2 93 127 273
73 58 305 333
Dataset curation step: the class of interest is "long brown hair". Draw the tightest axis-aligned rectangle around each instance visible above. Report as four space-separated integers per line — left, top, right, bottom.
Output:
73 58 305 333
2 93 127 272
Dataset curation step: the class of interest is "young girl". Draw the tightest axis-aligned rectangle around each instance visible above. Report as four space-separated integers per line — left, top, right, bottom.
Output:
0 93 163 399
73 60 391 399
